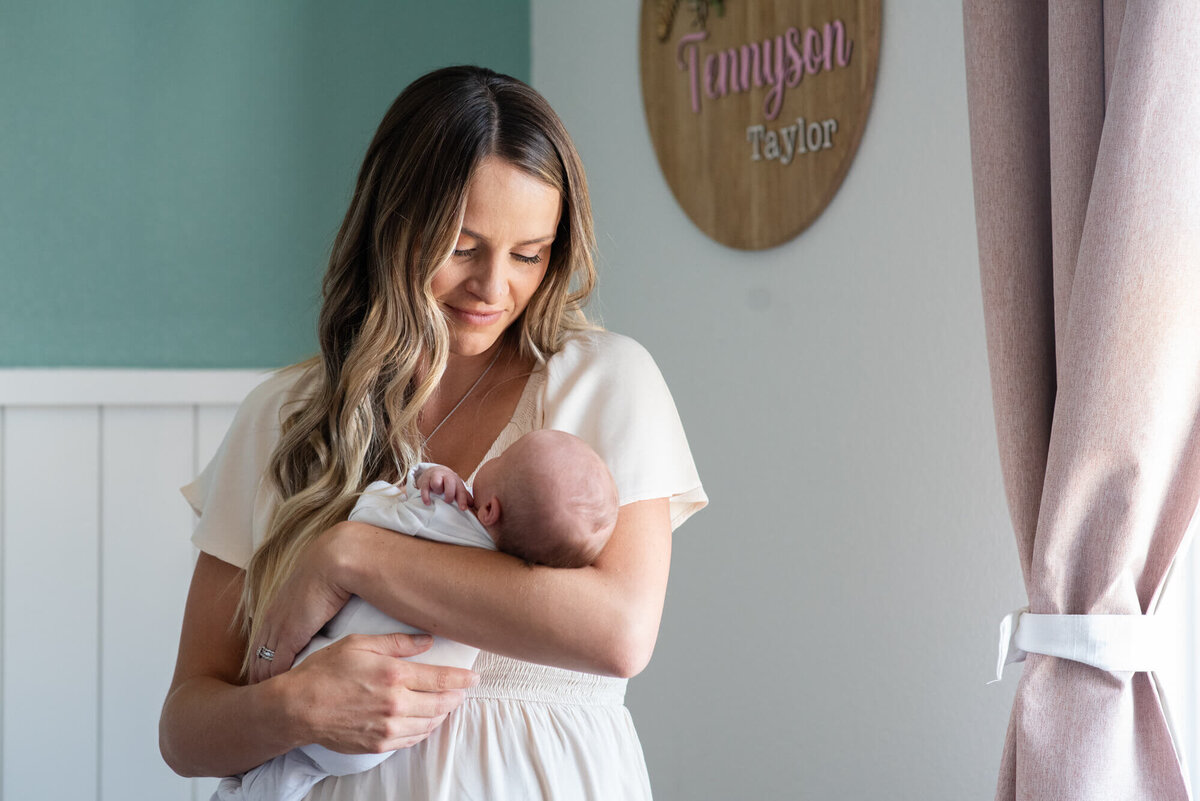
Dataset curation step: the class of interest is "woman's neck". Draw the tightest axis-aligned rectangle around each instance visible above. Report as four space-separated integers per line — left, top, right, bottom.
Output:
420 342 508 433
442 342 506 385
417 340 535 476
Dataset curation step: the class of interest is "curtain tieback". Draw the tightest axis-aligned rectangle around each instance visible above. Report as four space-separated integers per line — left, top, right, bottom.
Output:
990 607 1170 683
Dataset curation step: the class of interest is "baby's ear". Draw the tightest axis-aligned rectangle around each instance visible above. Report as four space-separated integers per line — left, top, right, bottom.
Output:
476 496 502 527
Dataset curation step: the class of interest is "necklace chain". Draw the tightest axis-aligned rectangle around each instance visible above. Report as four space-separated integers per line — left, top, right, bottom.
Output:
426 347 502 442
388 347 502 482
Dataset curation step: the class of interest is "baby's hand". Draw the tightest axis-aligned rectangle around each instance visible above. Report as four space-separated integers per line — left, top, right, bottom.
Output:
415 465 473 510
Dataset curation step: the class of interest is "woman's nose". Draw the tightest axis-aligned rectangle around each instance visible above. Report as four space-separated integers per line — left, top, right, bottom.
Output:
468 256 507 303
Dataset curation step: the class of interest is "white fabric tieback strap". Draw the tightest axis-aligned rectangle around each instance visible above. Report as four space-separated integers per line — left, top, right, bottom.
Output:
990 607 1170 683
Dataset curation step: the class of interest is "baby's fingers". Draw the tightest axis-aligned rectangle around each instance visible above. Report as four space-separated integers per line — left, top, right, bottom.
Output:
454 482 472 510
423 475 445 505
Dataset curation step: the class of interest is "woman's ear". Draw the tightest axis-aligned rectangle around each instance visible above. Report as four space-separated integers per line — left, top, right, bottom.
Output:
476 495 502 527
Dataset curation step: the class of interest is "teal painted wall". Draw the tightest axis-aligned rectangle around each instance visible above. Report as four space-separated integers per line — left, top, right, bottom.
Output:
0 1 530 367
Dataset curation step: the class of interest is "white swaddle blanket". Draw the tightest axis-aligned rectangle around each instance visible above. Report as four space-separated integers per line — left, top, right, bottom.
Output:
214 476 496 801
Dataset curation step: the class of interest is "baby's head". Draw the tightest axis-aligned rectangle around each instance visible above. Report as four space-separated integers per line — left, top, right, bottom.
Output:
471 430 618 568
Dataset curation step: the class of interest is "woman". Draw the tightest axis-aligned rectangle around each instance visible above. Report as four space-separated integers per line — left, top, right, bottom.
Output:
160 65 706 800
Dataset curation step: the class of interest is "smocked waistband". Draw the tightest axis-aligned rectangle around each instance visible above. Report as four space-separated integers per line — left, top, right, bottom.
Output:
466 653 628 706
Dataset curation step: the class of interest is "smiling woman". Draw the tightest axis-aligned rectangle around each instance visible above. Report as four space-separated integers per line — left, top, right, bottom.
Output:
434 157 560 359
159 65 706 801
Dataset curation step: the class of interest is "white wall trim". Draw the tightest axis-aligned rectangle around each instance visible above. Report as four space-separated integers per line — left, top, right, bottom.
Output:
0 370 270 406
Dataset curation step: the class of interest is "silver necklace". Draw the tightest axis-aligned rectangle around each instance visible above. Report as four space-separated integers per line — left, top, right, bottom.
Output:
426 347 502 442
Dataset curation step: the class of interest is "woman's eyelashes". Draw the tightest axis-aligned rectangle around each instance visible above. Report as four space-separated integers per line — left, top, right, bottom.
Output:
452 247 543 265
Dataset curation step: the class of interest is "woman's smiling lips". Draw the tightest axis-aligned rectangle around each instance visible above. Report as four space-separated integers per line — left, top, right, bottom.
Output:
446 305 504 326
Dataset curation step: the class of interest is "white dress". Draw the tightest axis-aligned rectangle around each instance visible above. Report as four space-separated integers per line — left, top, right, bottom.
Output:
182 331 707 801
215 479 501 801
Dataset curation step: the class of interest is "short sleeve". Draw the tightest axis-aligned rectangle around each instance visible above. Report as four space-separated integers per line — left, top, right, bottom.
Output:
538 331 707 530
181 367 315 568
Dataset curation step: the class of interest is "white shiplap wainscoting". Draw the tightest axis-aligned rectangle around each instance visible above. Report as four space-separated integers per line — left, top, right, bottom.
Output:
4 368 1200 798
0 370 268 801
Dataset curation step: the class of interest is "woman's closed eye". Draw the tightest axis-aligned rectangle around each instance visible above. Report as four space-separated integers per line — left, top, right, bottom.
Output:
452 247 542 265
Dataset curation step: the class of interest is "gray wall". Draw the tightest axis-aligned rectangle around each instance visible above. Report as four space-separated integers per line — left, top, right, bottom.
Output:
531 3 1024 798
0 1 529 367
1 2 1038 796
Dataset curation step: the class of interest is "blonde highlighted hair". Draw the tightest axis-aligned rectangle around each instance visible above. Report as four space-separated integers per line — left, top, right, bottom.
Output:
240 66 599 674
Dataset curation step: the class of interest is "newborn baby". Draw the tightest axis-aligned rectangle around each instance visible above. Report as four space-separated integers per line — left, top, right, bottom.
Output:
216 429 619 801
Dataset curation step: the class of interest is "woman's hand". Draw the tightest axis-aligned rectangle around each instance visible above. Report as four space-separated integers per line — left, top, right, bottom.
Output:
280 631 477 754
251 523 357 684
161 552 476 778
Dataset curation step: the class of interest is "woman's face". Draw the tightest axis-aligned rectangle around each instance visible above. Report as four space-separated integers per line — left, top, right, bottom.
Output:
432 156 562 358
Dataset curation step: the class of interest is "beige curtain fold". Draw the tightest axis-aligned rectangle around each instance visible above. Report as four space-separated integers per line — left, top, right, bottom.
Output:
963 1 1200 798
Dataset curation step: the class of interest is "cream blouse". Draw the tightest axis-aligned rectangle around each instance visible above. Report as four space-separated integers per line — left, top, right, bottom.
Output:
183 329 706 561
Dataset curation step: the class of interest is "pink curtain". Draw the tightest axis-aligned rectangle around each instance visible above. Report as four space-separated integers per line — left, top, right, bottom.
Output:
963 1 1200 799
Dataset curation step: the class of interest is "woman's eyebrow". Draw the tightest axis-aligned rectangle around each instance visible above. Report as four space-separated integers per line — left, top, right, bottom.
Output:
460 228 556 247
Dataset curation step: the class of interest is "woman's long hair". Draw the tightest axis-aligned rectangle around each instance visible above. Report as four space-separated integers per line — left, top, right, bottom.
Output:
239 66 598 673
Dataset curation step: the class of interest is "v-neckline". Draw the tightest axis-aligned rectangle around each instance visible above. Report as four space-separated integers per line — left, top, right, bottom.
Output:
463 366 545 487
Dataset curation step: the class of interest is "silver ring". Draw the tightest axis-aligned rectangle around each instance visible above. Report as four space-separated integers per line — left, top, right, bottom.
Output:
256 645 275 661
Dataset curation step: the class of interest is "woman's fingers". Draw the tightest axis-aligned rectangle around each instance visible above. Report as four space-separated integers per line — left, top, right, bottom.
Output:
252 620 301 683
365 631 434 657
393 688 469 720
380 712 452 752
373 689 469 751
286 634 475 754
248 622 278 684
250 530 352 683
269 618 315 678
249 641 266 684
363 633 479 691
406 662 479 692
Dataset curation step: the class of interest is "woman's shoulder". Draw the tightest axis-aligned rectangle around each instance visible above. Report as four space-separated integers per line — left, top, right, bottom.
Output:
235 361 322 431
184 361 321 567
539 329 707 525
547 329 659 378
539 328 675 429
208 361 321 470
555 328 649 355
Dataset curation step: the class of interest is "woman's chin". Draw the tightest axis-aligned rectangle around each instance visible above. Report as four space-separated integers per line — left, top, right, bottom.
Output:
447 332 504 359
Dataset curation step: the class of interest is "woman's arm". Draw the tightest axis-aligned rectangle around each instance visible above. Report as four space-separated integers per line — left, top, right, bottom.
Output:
254 498 671 683
160 552 475 778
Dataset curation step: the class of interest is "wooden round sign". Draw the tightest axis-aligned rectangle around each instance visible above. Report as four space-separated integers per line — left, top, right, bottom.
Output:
639 0 881 250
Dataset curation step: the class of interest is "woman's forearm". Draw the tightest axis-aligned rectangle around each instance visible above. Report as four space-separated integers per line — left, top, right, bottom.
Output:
332 498 673 678
160 673 302 777
159 553 307 777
